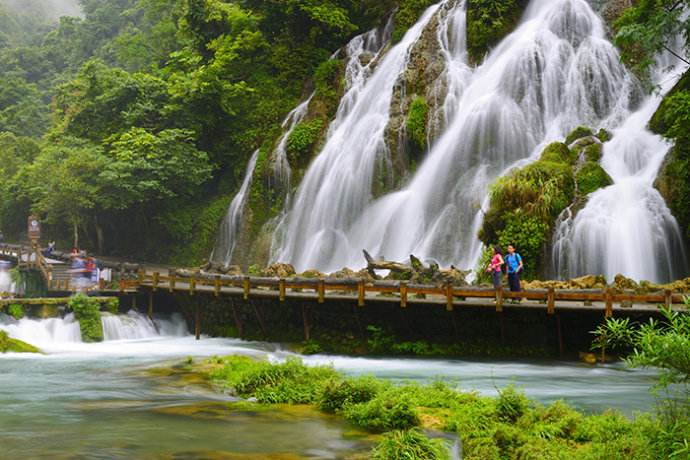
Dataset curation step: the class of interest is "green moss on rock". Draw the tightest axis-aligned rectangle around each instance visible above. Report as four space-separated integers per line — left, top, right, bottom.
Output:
68 294 103 343
565 126 593 145
0 330 40 353
466 0 529 65
584 142 603 163
406 95 429 151
392 0 437 43
576 161 613 195
540 142 575 164
286 118 325 164
7 303 24 320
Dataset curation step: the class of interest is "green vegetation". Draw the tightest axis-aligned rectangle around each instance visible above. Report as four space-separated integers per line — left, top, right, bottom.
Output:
67 293 103 342
576 162 613 195
391 0 436 43
7 303 24 320
0 0 400 262
565 126 593 145
199 353 689 459
466 0 529 65
0 330 40 353
286 119 325 163
650 71 690 246
480 142 575 278
406 95 429 152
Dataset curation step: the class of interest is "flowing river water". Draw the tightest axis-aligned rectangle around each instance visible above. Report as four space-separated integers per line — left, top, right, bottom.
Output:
0 311 659 459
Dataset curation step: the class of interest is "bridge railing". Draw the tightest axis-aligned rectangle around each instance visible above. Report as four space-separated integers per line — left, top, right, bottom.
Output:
138 270 688 317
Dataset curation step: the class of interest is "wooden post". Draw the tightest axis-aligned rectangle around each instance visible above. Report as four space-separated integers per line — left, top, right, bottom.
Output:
556 314 564 357
279 279 286 301
194 304 201 340
400 282 408 308
119 279 125 294
664 289 672 309
137 268 144 285
445 284 454 312
357 279 365 307
131 294 137 310
214 275 221 297
317 278 325 304
243 277 250 300
189 275 196 296
169 273 176 292
231 303 244 338
547 287 555 315
152 272 159 291
302 305 311 341
496 286 504 313
605 288 613 318
148 291 154 320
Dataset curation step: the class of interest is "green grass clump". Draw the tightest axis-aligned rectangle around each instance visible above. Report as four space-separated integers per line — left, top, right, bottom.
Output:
68 293 103 343
319 376 386 412
0 330 40 353
576 161 613 195
7 303 24 320
406 96 429 151
372 428 450 460
286 118 325 162
343 391 420 432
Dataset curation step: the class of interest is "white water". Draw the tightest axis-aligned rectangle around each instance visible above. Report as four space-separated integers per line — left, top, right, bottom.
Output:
0 263 13 293
271 4 441 271
210 149 260 266
553 50 689 282
271 0 640 274
270 94 314 192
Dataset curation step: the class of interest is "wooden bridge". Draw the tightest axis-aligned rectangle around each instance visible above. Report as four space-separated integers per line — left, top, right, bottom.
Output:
2 242 688 342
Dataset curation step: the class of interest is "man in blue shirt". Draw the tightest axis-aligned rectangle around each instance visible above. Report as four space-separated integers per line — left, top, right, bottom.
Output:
505 244 523 302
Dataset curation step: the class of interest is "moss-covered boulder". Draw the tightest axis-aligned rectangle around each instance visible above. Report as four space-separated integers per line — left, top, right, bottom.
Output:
0 330 40 353
576 161 613 195
466 0 530 65
565 126 594 145
7 303 24 320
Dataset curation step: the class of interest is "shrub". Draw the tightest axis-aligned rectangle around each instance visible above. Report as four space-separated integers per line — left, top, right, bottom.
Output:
7 303 24 320
576 161 612 195
343 391 420 432
371 428 450 460
495 385 529 422
466 0 529 64
68 293 104 343
286 118 324 162
406 96 429 151
319 376 385 412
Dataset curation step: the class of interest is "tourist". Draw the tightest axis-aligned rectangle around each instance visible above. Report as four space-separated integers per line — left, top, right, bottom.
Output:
487 245 504 292
505 243 523 303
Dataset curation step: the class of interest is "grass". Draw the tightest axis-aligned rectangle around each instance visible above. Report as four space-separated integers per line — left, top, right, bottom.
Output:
196 355 690 460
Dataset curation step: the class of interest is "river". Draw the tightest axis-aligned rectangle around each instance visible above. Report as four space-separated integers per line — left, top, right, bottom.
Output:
0 311 658 459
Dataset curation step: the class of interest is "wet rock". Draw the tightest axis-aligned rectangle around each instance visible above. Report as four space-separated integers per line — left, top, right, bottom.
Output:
262 263 296 279
299 269 326 279
569 274 607 289
611 274 639 292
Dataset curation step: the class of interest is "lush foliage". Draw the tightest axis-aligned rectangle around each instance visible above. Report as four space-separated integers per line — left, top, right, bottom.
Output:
614 0 690 77
203 354 689 459
576 161 613 196
406 95 429 152
466 0 529 64
286 119 325 163
7 303 24 320
67 293 103 342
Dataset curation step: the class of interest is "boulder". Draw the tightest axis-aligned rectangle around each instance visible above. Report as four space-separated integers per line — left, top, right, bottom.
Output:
611 274 639 292
262 263 296 279
299 269 326 279
569 275 606 289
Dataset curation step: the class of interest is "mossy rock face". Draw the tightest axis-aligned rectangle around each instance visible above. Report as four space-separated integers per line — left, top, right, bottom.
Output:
406 95 429 152
68 294 104 343
286 119 325 165
650 70 690 135
540 142 575 164
584 142 603 163
391 0 437 43
655 145 690 243
576 161 613 195
466 0 530 65
565 126 594 145
0 330 40 353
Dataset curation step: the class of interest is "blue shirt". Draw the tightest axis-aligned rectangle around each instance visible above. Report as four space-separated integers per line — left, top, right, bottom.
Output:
505 253 522 274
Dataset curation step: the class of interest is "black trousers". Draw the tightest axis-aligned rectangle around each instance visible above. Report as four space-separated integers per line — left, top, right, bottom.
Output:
508 272 521 292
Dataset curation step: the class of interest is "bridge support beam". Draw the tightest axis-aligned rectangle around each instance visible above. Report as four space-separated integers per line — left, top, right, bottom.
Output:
194 304 201 340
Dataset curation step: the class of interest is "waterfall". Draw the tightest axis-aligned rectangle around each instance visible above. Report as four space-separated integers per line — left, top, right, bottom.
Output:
271 3 442 271
210 149 260 267
0 262 13 294
272 0 635 273
270 93 314 192
552 50 689 282
0 311 189 347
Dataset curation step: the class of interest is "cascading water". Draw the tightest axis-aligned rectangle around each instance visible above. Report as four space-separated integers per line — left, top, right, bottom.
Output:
210 149 260 266
272 0 636 273
270 4 441 271
0 261 13 293
552 51 689 282
270 94 314 192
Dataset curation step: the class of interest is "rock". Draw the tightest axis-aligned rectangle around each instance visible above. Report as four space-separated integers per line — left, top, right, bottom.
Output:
299 269 326 279
569 274 607 289
612 274 639 292
261 263 296 279
330 267 358 279
579 352 598 365
435 267 470 286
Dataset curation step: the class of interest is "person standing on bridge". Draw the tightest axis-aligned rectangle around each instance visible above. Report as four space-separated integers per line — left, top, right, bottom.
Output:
487 245 504 292
505 243 523 303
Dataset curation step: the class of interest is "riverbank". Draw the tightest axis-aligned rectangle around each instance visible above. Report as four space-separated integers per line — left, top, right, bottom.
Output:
169 354 688 460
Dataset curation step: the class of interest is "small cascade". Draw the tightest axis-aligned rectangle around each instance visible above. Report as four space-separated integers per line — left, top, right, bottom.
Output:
552 50 689 282
210 149 260 267
271 3 441 271
270 94 314 192
0 313 82 345
0 261 13 294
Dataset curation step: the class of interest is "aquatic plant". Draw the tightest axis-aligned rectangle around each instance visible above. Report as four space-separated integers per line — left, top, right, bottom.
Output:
68 293 103 343
372 428 450 460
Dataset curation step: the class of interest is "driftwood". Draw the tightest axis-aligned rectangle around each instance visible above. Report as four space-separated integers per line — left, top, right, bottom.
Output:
363 250 410 274
363 250 469 286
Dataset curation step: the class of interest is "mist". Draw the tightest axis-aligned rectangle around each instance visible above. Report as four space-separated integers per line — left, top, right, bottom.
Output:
0 0 82 21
